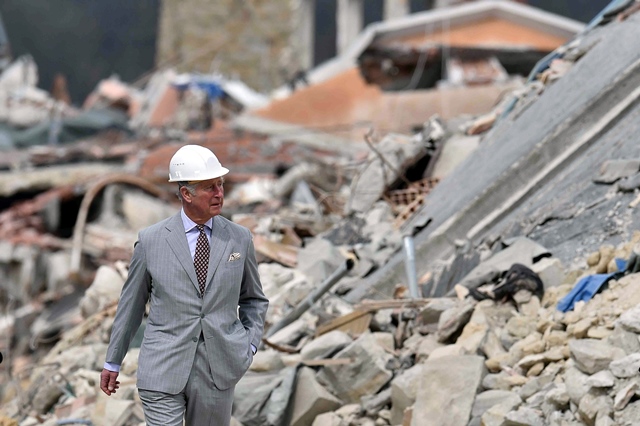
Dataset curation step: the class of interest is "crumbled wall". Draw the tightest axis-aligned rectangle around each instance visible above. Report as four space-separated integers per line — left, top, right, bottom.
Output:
156 0 295 92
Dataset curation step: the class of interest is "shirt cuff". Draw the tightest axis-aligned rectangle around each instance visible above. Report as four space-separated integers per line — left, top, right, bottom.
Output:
104 362 121 372
251 344 257 355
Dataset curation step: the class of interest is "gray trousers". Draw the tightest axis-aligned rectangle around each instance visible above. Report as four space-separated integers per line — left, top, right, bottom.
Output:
138 334 234 426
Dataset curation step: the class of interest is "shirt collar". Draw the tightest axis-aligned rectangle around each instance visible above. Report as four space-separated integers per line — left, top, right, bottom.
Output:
180 209 213 233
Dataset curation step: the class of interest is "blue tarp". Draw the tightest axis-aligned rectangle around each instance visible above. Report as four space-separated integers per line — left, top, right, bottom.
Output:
172 76 225 101
557 258 627 312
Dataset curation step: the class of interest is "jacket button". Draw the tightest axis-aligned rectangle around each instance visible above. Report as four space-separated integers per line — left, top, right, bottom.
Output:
200 313 205 318
192 337 198 342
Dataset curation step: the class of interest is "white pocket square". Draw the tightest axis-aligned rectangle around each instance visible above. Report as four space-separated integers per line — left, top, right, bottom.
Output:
228 252 241 262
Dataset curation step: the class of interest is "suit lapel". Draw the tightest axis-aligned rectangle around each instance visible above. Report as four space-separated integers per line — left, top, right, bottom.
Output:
165 213 199 292
207 215 230 286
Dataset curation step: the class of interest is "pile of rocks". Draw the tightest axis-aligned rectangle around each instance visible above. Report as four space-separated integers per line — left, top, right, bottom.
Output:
246 242 640 426
3 235 640 425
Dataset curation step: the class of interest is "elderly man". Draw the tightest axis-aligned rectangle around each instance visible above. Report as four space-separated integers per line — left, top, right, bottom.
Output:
100 145 268 426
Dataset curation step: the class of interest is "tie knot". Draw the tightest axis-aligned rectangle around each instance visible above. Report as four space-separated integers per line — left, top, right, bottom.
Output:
196 224 205 233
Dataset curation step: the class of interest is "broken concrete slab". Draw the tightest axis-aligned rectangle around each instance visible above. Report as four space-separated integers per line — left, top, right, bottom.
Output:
390 363 426 425
436 299 475 343
431 134 480 181
470 390 521 425
317 332 393 404
346 133 427 215
411 355 486 426
120 187 179 231
290 367 342 426
300 330 353 361
569 338 626 375
297 237 344 283
249 349 286 373
44 250 72 294
311 411 343 426
609 353 640 379
0 163 127 197
79 265 125 318
593 159 640 184
233 371 284 425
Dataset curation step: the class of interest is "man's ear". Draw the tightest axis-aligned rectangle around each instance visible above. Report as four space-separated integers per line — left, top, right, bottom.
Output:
180 186 192 202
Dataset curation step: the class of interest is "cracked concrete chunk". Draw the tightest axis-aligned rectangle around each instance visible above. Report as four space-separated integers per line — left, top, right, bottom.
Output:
390 364 426 425
300 330 353 360
297 238 343 283
346 133 427 215
472 389 521 419
411 355 486 426
312 411 344 426
317 332 393 404
290 367 342 426
569 339 626 375
436 299 475 343
616 304 640 333
578 392 613 425
593 159 640 184
586 370 616 388
504 406 545 426
609 353 640 378
79 265 125 319
249 349 286 372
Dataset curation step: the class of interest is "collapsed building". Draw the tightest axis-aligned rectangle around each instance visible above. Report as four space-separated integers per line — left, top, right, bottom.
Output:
2 0 640 425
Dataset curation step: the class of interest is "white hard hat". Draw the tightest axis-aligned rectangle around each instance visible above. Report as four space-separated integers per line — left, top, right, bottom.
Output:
168 145 229 182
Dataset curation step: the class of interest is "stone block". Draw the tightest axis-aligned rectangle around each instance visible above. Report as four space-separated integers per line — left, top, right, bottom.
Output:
290 367 342 426
569 339 626 375
317 332 393 404
79 265 125 318
390 364 426 425
300 330 353 360
411 355 486 426
121 189 178 231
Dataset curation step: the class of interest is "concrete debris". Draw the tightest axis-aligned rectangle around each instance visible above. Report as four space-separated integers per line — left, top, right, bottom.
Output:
412 355 485 426
594 159 640 184
290 367 342 426
300 331 353 361
317 332 393 403
4 239 640 425
78 265 126 319
346 133 431 215
8 235 640 425
2 2 640 425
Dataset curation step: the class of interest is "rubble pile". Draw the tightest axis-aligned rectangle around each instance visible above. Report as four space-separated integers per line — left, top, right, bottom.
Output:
1 2 640 426
4 232 640 425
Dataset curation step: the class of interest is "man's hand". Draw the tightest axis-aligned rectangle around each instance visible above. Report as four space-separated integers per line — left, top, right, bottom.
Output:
100 369 120 396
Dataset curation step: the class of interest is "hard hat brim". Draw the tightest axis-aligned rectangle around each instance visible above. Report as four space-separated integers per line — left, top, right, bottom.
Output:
168 167 229 182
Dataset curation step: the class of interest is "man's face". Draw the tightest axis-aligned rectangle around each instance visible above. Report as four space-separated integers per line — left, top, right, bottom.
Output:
183 177 225 222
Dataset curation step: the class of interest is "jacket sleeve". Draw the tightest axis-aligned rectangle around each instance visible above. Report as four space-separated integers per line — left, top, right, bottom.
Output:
238 230 269 350
105 236 151 365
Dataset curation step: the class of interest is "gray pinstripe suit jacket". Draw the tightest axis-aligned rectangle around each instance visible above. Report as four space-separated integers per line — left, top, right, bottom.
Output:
105 212 269 393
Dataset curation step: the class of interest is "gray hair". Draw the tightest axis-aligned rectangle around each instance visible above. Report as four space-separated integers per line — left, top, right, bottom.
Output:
176 181 197 200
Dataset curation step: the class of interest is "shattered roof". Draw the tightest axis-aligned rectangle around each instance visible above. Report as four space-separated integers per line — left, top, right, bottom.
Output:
346 11 640 301
370 0 584 45
275 0 584 98
246 66 521 139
